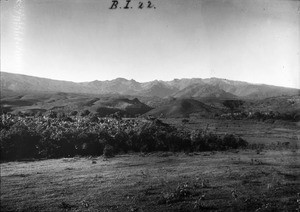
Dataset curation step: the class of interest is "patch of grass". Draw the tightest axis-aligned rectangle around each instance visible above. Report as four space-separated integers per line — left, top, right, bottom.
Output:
58 201 78 210
158 182 193 204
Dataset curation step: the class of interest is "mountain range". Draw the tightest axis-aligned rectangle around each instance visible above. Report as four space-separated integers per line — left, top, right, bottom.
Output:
1 72 299 99
1 72 300 119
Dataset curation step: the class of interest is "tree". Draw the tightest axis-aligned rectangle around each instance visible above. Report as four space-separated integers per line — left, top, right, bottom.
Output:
223 100 244 115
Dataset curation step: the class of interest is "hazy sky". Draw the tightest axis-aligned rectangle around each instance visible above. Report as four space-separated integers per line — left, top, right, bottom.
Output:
1 0 299 88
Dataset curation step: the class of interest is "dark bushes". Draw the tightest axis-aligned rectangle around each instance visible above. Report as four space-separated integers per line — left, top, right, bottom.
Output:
103 144 114 158
190 130 247 151
113 131 129 153
0 115 248 161
76 132 103 156
223 100 244 112
0 122 40 160
96 107 124 117
80 110 90 117
166 131 191 152
222 134 248 149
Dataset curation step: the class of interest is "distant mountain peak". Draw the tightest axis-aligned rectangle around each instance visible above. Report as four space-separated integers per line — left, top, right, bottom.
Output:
114 77 128 81
1 72 299 99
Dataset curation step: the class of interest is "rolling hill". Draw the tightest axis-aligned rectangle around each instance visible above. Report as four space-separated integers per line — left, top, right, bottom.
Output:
0 91 152 117
144 98 222 118
244 95 300 114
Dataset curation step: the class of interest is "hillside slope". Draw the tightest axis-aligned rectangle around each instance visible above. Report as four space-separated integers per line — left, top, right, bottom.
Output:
145 98 222 118
172 84 237 99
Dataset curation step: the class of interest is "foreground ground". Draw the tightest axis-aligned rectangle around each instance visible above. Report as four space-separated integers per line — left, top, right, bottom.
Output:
1 149 299 212
1 119 299 211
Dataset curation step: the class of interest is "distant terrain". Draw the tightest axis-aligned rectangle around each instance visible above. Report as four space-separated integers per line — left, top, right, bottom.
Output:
1 72 299 120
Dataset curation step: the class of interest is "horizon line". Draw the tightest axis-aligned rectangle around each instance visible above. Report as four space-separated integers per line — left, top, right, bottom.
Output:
1 71 299 90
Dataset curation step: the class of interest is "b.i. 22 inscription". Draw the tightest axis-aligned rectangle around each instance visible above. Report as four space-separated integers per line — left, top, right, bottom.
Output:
109 0 156 9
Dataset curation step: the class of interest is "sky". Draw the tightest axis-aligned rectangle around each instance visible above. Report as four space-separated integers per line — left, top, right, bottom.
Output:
1 0 299 88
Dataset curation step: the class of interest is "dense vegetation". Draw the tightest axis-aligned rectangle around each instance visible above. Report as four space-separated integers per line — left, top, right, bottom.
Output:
0 113 248 161
219 110 300 122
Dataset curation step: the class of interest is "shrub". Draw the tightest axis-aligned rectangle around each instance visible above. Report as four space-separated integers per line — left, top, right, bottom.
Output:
138 126 157 152
88 114 99 123
80 110 90 117
76 132 102 156
57 112 66 119
127 130 141 152
190 130 204 151
103 144 114 158
191 130 247 151
96 107 123 118
170 130 191 152
182 119 189 124
113 131 129 153
69 111 78 116
223 100 244 111
61 116 74 122
222 134 248 149
46 111 58 118
0 122 40 160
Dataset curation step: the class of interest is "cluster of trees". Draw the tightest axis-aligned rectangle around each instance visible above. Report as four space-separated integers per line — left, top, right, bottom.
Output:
219 111 299 122
223 100 244 112
14 109 124 119
0 114 248 161
248 111 299 122
221 100 299 122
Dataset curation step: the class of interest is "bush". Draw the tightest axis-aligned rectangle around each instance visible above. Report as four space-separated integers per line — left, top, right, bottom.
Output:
222 134 248 149
88 114 99 123
137 121 175 152
46 111 57 118
80 110 90 117
167 130 191 152
191 130 247 151
223 100 244 111
96 107 123 117
0 122 40 160
103 144 114 158
76 132 102 156
114 131 129 153
69 111 78 116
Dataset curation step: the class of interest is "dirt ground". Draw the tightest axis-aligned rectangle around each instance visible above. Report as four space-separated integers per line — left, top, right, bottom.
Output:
1 119 300 212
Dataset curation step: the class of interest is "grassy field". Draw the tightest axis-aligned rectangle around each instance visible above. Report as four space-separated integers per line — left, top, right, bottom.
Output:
1 119 300 211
